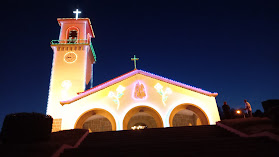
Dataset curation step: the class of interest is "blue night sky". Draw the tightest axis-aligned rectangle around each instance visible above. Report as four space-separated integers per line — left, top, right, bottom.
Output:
0 0 278 128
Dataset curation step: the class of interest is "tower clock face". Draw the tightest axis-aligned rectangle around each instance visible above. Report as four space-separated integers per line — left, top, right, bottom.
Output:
64 52 77 63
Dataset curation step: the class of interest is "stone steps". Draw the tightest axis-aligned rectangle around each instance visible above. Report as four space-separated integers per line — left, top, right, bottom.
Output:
0 129 88 157
60 125 279 157
0 143 60 157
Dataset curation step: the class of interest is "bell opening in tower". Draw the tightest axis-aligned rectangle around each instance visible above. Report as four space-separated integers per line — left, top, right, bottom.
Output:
68 30 78 43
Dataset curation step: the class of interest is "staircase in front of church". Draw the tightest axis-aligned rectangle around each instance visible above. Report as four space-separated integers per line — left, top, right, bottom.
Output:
60 125 279 157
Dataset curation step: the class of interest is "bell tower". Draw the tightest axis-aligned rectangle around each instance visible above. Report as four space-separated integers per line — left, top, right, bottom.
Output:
47 10 96 131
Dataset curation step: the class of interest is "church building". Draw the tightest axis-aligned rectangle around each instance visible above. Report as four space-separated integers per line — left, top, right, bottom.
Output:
47 11 220 132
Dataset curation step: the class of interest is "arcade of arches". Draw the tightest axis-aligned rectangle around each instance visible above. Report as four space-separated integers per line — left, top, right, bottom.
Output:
75 104 209 132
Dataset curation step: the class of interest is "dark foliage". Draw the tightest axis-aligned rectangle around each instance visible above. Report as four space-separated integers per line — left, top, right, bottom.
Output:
0 112 53 144
262 100 279 127
217 106 224 120
253 110 264 117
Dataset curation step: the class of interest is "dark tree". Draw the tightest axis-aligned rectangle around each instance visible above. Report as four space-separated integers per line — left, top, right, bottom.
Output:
262 100 279 127
253 110 264 117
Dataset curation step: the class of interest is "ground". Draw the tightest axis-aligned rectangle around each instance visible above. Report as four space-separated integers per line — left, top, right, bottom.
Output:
219 117 279 135
1 117 279 157
0 129 88 157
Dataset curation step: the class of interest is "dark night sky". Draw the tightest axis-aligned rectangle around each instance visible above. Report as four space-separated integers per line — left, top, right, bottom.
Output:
0 0 278 128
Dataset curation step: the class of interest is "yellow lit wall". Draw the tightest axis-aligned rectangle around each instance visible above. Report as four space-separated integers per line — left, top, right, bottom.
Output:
47 46 91 118
60 73 220 130
47 18 94 119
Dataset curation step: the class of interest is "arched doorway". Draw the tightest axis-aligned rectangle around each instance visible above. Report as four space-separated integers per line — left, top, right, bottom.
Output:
123 106 164 130
127 112 157 129
169 104 209 127
75 108 116 132
83 114 112 132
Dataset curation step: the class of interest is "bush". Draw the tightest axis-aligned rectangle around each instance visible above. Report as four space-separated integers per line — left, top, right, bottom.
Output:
0 112 53 144
262 100 279 127
253 110 264 117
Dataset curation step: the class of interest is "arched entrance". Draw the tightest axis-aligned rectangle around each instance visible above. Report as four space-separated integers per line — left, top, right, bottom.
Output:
127 112 157 129
83 114 112 132
75 108 116 132
169 104 209 127
123 106 164 130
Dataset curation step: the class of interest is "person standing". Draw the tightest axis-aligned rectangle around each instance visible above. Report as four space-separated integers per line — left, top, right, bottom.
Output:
244 99 253 117
222 102 231 119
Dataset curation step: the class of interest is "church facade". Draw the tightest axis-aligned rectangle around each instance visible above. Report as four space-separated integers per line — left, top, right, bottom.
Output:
47 15 220 132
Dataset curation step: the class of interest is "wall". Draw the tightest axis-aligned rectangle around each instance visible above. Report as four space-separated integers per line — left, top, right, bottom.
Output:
60 73 220 130
47 45 89 119
52 119 62 132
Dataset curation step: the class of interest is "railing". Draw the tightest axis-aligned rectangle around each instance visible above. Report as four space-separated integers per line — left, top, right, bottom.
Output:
51 39 97 61
89 42 97 61
50 39 89 45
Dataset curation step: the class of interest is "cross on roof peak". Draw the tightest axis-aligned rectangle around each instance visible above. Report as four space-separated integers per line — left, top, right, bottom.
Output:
131 55 139 70
73 9 81 20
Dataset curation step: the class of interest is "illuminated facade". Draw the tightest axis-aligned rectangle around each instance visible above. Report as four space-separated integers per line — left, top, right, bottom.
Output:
47 15 220 132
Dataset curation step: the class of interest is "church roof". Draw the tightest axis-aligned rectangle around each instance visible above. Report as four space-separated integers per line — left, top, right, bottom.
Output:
60 69 218 105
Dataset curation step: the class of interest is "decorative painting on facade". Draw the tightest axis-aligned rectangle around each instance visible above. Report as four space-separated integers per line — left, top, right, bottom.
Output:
134 82 146 99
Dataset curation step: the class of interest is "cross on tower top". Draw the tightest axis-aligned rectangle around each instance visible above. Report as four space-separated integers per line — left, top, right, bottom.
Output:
131 55 139 70
73 9 81 20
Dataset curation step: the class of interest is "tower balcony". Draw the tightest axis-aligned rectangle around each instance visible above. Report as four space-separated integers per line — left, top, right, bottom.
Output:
50 39 96 62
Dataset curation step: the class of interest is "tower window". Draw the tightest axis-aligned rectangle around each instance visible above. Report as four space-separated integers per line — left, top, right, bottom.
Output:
68 30 78 43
